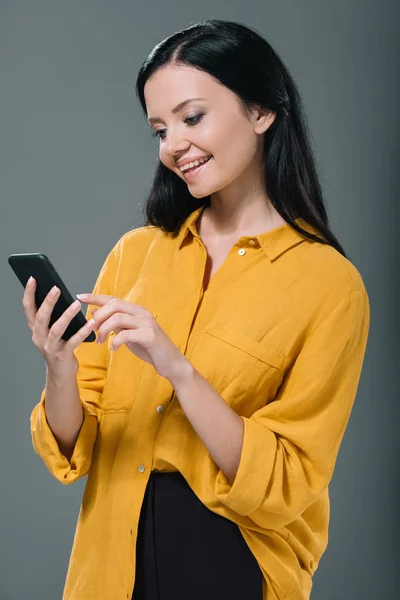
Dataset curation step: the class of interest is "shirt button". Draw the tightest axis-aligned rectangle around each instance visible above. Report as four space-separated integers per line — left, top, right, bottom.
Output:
138 465 145 473
238 248 246 256
248 239 256 245
156 405 164 413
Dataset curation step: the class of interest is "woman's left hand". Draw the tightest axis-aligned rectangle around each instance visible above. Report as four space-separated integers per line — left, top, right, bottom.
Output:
76 293 190 383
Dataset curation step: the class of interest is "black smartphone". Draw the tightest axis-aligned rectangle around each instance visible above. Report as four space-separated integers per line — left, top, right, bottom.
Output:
8 253 96 343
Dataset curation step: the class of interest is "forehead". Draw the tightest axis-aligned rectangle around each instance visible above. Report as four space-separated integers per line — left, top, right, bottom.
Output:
144 64 222 113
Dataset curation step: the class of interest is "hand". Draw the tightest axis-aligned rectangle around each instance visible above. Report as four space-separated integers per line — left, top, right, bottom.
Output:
76 293 191 383
22 277 96 379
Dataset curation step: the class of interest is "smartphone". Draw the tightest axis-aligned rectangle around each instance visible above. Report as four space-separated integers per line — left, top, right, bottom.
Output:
8 253 96 343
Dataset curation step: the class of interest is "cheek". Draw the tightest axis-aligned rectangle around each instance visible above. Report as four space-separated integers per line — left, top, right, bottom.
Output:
205 116 250 163
221 124 259 173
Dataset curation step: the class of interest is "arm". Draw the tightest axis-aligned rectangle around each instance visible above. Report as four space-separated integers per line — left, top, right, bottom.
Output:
170 361 245 484
30 245 119 484
44 367 84 462
171 288 370 529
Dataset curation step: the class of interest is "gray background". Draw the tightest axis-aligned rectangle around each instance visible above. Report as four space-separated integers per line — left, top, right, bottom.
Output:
1 1 398 598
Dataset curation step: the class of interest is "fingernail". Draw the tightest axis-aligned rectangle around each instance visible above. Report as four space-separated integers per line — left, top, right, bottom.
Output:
28 276 34 285
76 294 87 299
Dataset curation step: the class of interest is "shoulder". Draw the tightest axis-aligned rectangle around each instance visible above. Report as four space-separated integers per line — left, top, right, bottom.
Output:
287 241 370 340
116 224 160 251
109 225 160 262
100 225 161 294
299 238 368 298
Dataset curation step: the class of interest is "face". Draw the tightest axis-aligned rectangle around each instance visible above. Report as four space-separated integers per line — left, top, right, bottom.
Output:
144 63 275 199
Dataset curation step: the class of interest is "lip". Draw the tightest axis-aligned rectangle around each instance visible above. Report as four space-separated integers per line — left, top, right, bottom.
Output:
181 157 212 182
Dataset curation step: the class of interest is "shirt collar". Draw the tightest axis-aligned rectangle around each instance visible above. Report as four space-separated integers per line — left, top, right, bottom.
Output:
175 205 323 261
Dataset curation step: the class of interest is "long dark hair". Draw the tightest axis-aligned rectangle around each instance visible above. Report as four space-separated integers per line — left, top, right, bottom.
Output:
135 19 347 258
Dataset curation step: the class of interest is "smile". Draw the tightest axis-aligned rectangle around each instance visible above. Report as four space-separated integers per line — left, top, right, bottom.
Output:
180 156 213 182
179 155 212 172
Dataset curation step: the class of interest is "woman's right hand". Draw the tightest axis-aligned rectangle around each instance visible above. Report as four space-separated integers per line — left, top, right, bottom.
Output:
22 277 97 379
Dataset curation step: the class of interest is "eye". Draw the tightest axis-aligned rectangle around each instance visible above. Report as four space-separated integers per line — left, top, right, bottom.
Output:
151 113 204 140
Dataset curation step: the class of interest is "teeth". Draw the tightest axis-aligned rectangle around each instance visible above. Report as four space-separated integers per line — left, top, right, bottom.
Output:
180 156 211 172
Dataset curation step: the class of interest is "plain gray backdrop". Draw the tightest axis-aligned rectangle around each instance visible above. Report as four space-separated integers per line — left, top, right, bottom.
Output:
1 1 398 598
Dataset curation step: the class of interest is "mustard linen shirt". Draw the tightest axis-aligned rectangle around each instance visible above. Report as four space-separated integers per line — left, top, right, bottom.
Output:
30 206 370 600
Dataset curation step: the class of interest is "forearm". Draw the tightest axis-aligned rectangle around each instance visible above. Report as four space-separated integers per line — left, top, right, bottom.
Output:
44 367 84 461
169 360 244 484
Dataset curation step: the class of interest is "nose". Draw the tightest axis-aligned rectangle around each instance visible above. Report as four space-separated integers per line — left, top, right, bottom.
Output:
163 128 190 160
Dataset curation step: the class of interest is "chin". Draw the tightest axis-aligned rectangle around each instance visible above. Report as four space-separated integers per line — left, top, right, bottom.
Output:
188 188 210 199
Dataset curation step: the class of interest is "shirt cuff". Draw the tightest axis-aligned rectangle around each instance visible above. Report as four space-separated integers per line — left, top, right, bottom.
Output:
214 416 276 515
30 390 99 484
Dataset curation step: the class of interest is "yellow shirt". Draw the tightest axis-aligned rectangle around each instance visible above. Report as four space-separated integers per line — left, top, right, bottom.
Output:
30 205 370 600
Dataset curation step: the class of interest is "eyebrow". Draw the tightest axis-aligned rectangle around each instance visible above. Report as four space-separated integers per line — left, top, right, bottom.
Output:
148 97 206 124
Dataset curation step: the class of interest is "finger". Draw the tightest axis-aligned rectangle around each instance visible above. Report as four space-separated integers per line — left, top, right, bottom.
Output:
111 329 131 351
22 277 38 330
96 313 139 343
75 293 114 306
111 327 147 351
46 299 84 346
93 299 150 331
63 314 98 351
32 285 62 338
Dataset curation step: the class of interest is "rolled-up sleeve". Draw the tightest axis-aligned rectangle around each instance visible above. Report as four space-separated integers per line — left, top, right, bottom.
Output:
30 393 100 484
30 243 119 484
215 288 370 529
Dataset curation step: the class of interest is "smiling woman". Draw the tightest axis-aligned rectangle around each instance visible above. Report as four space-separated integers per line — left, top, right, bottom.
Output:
135 20 345 258
29 17 370 600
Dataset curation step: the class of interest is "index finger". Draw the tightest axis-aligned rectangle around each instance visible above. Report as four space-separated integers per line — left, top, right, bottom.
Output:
76 293 114 306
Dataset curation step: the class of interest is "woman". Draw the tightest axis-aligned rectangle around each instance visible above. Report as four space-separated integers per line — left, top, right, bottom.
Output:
27 19 370 600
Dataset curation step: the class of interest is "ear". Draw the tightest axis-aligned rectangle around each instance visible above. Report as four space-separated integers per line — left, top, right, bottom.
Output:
252 106 276 135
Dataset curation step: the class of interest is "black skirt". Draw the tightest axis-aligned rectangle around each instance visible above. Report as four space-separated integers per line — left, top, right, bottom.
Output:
132 470 264 600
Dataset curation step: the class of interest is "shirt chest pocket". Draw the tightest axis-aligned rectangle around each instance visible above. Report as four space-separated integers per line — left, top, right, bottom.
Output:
189 323 287 416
